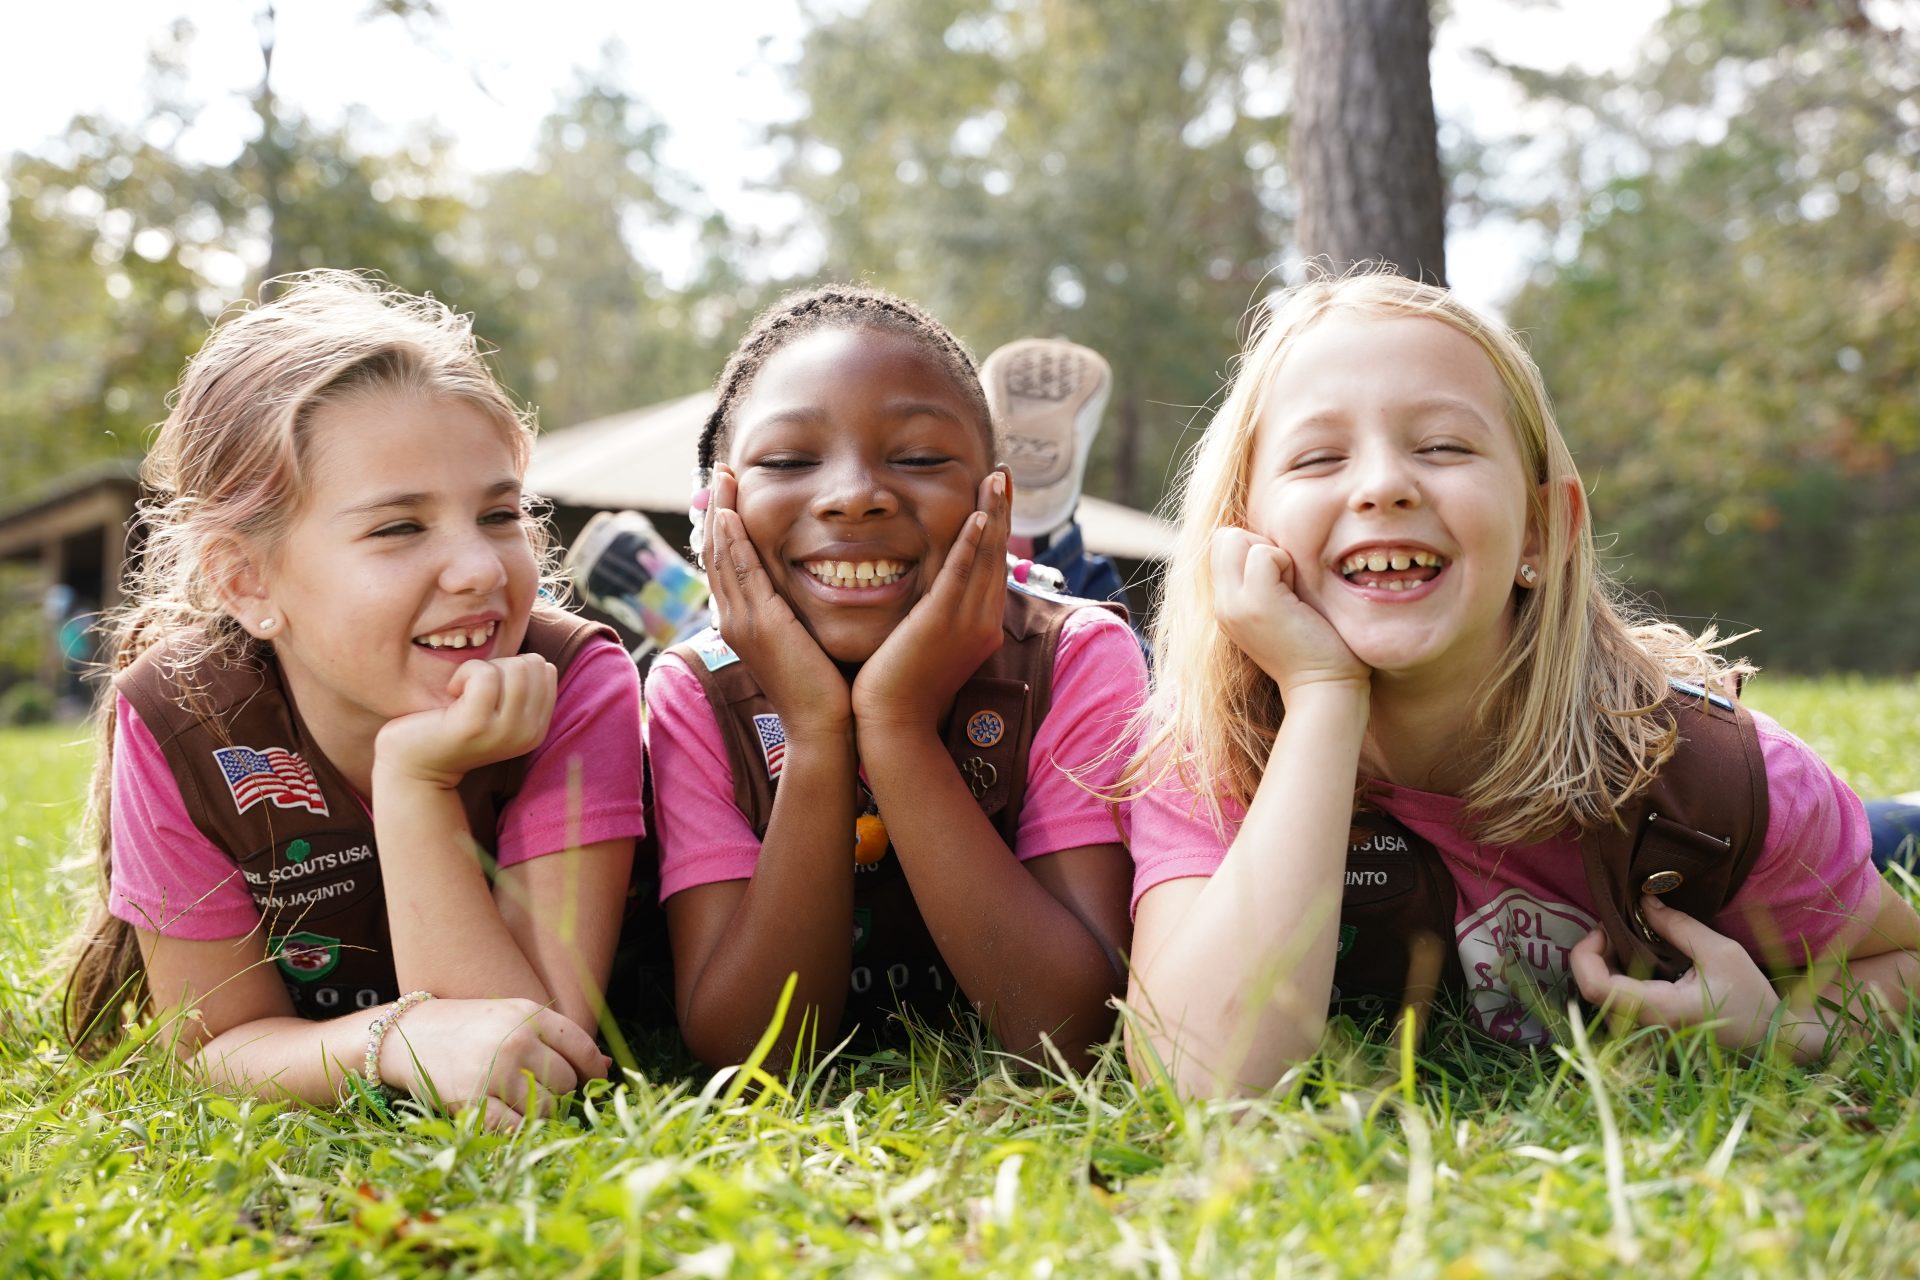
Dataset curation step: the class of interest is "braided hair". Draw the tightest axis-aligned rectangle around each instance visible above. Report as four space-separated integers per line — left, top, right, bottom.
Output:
696 284 994 480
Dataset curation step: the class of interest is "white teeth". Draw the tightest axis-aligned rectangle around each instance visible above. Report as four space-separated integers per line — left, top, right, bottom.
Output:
417 620 497 650
804 559 907 588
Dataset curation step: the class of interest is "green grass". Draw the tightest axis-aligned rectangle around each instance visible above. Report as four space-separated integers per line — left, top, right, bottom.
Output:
3 681 1919 1277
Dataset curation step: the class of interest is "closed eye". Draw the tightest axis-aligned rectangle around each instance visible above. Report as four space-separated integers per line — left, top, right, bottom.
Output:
1288 452 1344 471
896 454 954 469
1419 442 1474 457
370 520 423 538
754 456 817 472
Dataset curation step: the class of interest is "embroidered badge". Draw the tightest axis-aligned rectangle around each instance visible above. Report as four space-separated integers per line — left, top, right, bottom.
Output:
212 745 330 817
965 709 1005 748
753 713 787 780
284 838 312 862
692 632 740 672
270 931 341 982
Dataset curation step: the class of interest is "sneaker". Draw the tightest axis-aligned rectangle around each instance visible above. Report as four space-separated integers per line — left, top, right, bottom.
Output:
565 510 711 653
980 338 1112 540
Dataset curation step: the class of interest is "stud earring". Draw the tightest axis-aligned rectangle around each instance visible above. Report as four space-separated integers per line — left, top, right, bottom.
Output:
1518 564 1538 586
258 616 278 632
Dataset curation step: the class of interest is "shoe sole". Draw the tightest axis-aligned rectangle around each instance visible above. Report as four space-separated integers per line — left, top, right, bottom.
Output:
984 340 1112 488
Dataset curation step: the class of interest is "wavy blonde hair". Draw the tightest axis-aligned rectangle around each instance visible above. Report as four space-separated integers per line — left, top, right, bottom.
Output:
65 269 552 1046
1127 271 1749 845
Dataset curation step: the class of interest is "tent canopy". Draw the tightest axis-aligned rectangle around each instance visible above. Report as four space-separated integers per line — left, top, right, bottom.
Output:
526 391 1173 562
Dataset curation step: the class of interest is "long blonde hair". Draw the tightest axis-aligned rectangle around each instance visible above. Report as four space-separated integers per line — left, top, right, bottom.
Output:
1129 271 1748 845
65 270 547 1047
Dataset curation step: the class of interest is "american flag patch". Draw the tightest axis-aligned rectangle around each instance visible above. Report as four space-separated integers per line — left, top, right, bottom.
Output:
211 745 330 817
753 713 786 780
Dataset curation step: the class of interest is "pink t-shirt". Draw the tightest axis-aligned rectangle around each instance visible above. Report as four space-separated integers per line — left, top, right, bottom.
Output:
110 637 647 940
646 605 1146 900
1130 707 1882 1044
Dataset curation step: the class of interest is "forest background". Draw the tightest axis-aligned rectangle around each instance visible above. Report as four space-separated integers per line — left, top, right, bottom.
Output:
2 0 1917 677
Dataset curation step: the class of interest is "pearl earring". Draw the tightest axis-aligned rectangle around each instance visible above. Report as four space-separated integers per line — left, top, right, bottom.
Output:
1518 564 1538 586
259 616 278 632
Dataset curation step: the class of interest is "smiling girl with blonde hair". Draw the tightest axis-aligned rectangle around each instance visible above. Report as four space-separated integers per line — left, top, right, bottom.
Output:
65 271 645 1122
1125 271 1919 1096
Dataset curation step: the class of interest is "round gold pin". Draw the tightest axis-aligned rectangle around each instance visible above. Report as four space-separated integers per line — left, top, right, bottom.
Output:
1641 870 1685 896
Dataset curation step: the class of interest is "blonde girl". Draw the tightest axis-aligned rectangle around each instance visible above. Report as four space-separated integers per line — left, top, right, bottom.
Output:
65 272 645 1122
1125 272 1919 1096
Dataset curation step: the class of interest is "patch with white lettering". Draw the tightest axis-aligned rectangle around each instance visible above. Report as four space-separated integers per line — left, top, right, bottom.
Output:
1342 812 1423 906
239 830 378 921
1454 889 1597 1044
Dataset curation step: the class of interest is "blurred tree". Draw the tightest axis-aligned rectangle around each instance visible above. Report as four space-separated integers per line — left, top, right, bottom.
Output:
467 72 760 432
1503 0 1920 670
778 0 1288 507
0 16 499 502
1286 0 1446 283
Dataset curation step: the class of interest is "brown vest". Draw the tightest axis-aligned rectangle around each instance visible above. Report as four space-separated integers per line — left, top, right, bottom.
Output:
1331 682 1770 1014
667 587 1125 1034
116 610 617 1018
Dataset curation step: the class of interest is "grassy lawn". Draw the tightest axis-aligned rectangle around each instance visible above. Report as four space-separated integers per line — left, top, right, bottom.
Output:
3 680 1918 1277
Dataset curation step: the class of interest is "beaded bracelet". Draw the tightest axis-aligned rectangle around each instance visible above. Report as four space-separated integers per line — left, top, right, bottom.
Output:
363 990 435 1086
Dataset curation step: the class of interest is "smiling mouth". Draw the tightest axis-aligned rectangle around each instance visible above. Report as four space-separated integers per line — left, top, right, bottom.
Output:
413 620 498 650
1340 548 1448 592
800 558 912 590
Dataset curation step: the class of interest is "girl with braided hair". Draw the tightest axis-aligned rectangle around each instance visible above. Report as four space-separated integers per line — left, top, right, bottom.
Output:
645 284 1145 1068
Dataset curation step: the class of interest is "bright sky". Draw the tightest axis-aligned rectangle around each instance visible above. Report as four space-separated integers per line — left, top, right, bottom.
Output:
0 0 1669 310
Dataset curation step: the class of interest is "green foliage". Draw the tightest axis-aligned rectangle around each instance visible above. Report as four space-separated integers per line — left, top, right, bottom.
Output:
1502 0 1920 671
779 0 1289 506
465 70 762 433
0 26 754 511
0 681 52 726
4 684 1920 1274
0 23 496 503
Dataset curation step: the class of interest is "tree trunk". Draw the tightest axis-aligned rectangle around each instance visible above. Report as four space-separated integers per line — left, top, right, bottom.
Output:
253 3 293 295
1286 0 1447 285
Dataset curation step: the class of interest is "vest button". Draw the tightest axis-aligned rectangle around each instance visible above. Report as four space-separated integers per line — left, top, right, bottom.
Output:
1641 870 1685 896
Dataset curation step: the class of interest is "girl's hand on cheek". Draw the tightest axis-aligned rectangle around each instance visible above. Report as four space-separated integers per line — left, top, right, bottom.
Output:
853 469 1009 734
705 466 850 739
1212 527 1368 701
1570 898 1785 1053
374 652 557 789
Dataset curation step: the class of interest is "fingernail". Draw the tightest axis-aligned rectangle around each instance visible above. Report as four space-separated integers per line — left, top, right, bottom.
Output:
991 472 1006 498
